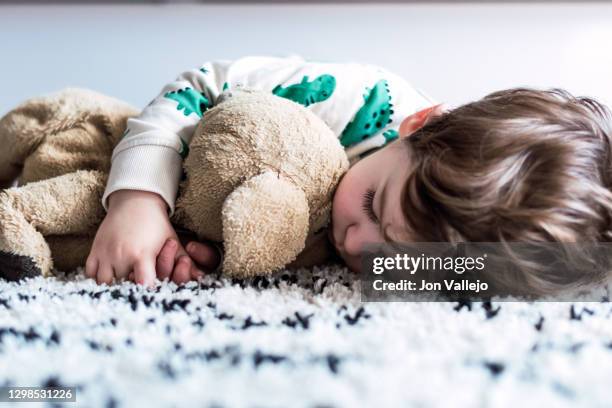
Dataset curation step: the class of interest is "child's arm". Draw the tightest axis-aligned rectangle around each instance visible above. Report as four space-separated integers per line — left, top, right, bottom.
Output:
86 62 226 286
103 62 225 213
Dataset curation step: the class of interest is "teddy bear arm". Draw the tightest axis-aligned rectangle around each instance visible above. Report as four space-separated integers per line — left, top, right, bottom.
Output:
0 170 106 280
2 170 107 235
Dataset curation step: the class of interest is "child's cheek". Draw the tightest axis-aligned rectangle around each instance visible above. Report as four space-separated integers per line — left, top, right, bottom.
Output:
331 174 353 221
329 177 354 240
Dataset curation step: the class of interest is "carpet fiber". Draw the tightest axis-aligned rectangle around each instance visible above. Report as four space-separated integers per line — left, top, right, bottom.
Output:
1 264 612 407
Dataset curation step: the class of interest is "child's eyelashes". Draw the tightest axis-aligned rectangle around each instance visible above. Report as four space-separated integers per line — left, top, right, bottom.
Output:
361 189 378 223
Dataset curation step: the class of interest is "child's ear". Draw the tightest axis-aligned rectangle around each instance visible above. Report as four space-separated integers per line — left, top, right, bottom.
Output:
398 103 447 138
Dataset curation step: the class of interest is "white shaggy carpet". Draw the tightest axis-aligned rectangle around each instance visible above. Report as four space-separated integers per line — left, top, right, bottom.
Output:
1 264 612 408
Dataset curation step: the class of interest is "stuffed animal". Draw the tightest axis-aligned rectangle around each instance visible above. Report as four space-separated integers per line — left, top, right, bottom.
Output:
0 88 349 281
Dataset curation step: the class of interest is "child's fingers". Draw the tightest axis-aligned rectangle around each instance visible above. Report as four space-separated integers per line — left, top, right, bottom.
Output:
85 257 98 279
133 258 156 288
113 263 131 281
171 256 192 285
156 239 178 281
190 265 204 281
96 263 114 285
185 241 221 271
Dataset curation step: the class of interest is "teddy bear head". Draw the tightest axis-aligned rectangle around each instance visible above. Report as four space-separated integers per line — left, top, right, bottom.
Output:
173 89 349 277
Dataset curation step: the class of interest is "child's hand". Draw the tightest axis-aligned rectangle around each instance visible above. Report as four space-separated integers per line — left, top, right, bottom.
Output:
85 190 181 287
156 238 221 284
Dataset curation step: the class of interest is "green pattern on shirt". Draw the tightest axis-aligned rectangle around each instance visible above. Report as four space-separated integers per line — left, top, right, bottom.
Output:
164 87 211 118
178 137 190 159
383 129 399 142
340 79 394 147
272 74 336 107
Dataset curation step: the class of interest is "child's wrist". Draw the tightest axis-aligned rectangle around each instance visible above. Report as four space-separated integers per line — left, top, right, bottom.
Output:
107 189 168 213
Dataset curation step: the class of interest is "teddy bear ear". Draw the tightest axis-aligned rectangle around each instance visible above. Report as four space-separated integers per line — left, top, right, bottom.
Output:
221 171 310 277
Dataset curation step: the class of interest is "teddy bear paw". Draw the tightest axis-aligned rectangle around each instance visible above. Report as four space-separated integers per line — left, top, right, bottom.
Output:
0 250 41 281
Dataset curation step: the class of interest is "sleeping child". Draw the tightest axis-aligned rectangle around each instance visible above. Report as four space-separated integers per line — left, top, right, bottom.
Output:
85 55 612 297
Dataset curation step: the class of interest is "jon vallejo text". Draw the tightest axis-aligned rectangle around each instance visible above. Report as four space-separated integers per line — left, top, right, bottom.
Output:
370 253 490 294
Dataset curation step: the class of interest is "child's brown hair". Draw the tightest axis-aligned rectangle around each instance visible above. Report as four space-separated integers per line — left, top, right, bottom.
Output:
400 87 612 296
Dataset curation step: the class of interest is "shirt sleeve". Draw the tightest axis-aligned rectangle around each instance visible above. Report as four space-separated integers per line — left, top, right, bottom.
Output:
102 61 228 215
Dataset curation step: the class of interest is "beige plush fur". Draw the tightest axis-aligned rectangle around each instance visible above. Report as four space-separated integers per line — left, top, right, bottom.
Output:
0 88 348 280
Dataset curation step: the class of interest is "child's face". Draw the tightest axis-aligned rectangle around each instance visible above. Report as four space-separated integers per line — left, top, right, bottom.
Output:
329 140 413 273
329 104 445 273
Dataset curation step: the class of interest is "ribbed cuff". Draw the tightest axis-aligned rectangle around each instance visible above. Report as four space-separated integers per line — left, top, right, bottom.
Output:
102 145 183 215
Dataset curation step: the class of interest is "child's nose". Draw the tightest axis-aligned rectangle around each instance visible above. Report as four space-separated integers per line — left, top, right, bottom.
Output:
344 223 385 258
343 225 365 257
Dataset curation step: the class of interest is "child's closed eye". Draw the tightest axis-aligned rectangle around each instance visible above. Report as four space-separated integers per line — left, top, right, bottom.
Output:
361 189 378 223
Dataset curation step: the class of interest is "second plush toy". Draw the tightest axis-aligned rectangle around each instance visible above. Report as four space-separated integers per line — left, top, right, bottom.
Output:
0 88 349 281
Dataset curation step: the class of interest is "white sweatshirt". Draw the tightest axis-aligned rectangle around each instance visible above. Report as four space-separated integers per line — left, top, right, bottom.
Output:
102 55 437 214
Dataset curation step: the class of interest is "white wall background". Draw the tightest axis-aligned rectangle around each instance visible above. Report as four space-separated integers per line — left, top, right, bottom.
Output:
1 3 611 115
